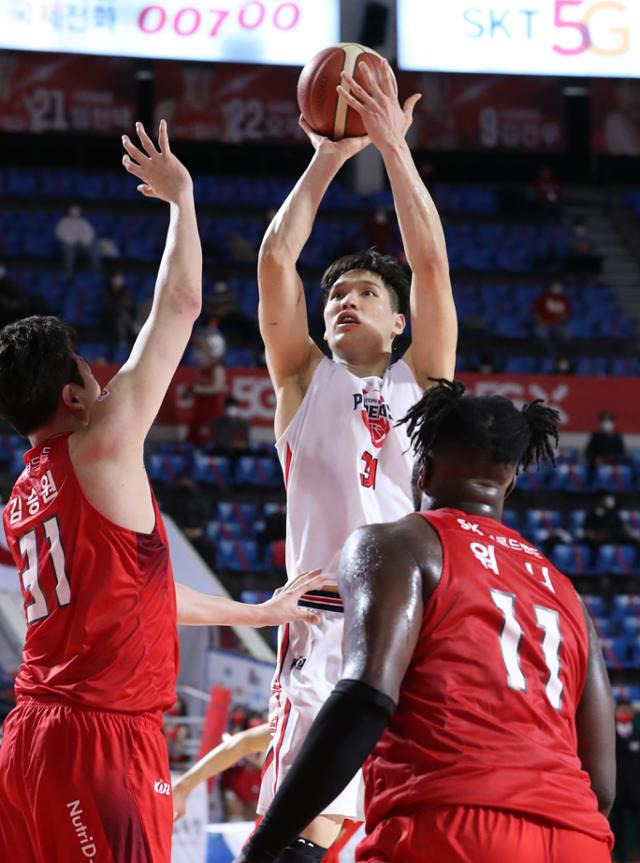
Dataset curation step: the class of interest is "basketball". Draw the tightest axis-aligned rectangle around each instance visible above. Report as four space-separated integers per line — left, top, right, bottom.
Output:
297 43 391 141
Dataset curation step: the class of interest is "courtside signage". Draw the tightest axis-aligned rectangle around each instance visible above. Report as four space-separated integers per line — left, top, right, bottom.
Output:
398 0 639 78
0 0 339 65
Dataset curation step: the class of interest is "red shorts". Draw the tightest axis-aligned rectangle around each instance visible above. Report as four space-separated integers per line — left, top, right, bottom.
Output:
0 698 173 863
357 805 612 863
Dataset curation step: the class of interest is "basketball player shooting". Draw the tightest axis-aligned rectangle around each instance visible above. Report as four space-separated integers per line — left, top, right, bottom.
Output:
0 121 324 863
237 382 616 863
256 58 457 858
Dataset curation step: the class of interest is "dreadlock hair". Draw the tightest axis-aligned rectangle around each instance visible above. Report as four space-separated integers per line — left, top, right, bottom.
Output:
0 316 84 437
399 379 559 473
320 249 410 318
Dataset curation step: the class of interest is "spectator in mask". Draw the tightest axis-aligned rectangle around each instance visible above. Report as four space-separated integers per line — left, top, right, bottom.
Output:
532 281 572 345
54 205 101 274
583 495 640 550
610 701 640 863
585 412 628 474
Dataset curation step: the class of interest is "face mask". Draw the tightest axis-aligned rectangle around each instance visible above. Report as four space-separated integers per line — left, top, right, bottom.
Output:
600 420 615 433
603 496 616 510
616 719 634 737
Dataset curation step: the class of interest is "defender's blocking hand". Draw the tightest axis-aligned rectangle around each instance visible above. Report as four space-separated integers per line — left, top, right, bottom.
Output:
121 119 193 203
258 569 327 626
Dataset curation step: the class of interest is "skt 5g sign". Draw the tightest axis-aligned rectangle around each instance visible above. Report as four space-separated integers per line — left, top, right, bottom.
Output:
398 0 638 77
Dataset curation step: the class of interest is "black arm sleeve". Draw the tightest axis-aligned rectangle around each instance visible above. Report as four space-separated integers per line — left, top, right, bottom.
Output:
243 679 395 862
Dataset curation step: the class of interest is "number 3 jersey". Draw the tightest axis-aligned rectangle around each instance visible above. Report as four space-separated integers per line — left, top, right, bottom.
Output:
363 507 613 846
276 357 422 581
3 434 178 714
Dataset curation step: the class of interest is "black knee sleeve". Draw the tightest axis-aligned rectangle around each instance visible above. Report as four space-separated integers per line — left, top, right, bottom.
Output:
276 837 327 861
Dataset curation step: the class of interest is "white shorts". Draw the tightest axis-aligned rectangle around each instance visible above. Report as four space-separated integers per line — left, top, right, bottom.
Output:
257 593 365 821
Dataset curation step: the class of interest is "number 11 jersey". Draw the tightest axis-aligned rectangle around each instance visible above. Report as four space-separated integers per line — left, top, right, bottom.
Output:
3 434 178 714
363 507 613 847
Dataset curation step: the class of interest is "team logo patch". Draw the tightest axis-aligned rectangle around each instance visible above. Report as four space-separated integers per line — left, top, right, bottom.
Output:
153 780 171 796
353 388 393 449
290 656 307 671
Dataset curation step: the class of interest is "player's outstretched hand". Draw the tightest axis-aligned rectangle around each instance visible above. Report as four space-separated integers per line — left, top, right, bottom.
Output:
121 119 193 203
172 777 189 822
259 569 327 626
299 115 370 162
337 59 421 154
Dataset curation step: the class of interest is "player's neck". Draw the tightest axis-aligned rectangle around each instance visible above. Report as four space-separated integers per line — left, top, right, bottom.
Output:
429 481 505 523
332 352 391 379
29 415 83 449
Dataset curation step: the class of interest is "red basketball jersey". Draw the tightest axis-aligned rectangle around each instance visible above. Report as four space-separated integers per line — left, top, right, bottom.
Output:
3 434 178 714
363 508 612 845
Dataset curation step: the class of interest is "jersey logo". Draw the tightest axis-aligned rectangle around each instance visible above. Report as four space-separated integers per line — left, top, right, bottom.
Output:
290 656 307 671
353 389 393 449
153 780 171 796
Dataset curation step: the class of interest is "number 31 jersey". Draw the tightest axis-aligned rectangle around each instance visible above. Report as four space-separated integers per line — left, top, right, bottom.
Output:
364 507 613 846
3 434 178 714
277 357 422 581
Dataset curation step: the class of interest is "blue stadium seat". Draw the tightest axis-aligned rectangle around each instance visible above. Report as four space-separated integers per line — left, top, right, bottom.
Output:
216 502 257 529
594 545 637 575
234 456 280 486
524 510 562 534
192 453 231 487
612 684 640 703
600 637 634 668
594 464 634 493
206 520 244 542
620 617 640 637
583 595 607 618
567 510 587 535
612 595 640 620
592 616 615 637
515 465 551 492
550 464 591 493
620 510 640 532
215 539 263 572
550 544 592 576
146 453 188 483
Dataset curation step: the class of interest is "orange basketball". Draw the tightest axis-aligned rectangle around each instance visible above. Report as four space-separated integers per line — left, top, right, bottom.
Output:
297 43 393 141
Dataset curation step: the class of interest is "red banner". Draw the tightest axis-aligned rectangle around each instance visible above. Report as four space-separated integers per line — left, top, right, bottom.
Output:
0 50 135 135
400 72 565 153
153 62 564 152
591 78 640 157
92 366 640 435
153 60 304 143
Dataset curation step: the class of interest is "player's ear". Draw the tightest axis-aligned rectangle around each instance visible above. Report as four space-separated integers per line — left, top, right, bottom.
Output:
504 475 517 500
393 313 406 337
417 457 432 492
61 382 85 414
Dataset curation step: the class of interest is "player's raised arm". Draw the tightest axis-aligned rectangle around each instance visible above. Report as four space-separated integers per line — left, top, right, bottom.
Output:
233 519 431 863
258 124 369 415
87 121 202 449
338 62 457 388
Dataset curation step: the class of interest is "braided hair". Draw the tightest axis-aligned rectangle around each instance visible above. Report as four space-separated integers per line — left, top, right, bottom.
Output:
399 379 559 472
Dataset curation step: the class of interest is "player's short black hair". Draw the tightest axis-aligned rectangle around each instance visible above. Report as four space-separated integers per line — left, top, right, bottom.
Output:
320 249 410 317
0 316 84 437
400 379 559 472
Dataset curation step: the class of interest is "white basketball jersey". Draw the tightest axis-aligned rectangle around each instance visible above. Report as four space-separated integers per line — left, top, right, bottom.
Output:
276 357 422 581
